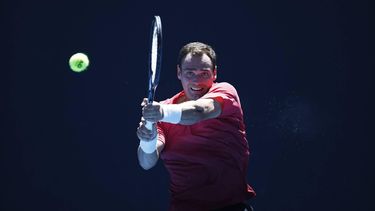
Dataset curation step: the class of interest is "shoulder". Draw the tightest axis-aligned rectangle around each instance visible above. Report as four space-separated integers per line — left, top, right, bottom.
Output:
210 82 238 94
205 82 240 101
204 82 243 119
160 91 184 104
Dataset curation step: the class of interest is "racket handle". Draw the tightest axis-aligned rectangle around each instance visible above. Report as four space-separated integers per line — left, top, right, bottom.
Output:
145 121 153 130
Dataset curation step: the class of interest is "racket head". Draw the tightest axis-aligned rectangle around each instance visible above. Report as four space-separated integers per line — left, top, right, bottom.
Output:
148 15 162 103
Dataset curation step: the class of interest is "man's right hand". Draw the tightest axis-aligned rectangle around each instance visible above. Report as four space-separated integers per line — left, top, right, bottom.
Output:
136 117 157 141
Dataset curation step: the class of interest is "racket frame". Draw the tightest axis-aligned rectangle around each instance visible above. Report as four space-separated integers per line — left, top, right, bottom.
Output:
147 15 162 104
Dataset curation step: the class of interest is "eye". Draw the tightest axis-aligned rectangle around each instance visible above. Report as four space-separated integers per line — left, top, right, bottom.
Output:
202 72 211 78
185 71 194 78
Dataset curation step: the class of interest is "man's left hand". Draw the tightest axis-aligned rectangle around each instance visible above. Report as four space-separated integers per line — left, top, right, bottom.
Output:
142 98 164 123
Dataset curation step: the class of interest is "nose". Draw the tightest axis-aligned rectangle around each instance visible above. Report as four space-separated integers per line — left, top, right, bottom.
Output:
191 76 200 82
191 73 206 82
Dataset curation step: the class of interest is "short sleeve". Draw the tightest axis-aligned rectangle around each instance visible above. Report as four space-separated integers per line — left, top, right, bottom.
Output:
156 123 166 145
201 82 242 118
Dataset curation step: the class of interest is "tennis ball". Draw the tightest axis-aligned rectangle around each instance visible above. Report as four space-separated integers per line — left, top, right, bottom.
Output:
69 53 89 72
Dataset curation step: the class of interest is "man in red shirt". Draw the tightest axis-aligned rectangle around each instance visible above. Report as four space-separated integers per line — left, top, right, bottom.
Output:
137 42 255 211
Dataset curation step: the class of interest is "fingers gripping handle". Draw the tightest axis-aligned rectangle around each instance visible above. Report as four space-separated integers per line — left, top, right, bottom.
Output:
144 99 154 130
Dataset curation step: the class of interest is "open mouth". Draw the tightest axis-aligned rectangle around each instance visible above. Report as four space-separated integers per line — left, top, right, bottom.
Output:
191 87 203 91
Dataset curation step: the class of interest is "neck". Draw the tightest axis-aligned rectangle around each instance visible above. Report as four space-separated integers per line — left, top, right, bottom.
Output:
175 92 188 104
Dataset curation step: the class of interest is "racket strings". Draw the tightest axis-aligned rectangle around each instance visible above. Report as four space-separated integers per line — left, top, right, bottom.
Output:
151 26 159 82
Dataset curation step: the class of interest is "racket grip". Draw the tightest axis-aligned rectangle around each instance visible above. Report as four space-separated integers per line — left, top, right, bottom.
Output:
145 121 153 130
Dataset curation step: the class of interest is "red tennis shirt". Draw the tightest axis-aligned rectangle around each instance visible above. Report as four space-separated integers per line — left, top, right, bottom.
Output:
157 82 255 211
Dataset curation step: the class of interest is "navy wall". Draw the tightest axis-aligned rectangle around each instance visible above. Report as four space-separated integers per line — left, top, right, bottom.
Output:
2 0 374 210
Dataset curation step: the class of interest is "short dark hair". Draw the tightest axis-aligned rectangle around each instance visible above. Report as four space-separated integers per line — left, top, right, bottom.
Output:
177 42 217 69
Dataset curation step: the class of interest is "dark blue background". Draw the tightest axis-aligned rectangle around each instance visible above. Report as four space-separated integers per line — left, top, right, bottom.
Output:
2 0 374 210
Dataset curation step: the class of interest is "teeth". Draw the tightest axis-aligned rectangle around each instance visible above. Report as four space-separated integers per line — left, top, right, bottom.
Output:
191 87 202 91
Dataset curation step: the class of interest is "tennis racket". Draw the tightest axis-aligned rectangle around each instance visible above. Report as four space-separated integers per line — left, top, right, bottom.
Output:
145 15 162 130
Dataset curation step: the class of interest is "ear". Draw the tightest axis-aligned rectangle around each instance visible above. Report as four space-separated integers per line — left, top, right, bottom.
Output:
213 67 217 81
177 65 182 80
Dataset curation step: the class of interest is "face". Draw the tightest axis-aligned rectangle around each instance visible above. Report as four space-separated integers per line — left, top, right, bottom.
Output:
177 53 217 100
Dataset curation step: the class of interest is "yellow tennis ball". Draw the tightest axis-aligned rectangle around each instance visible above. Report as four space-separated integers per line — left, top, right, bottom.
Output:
69 53 89 72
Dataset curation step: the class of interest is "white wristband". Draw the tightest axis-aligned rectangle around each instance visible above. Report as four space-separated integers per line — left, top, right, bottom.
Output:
139 135 157 154
161 104 182 124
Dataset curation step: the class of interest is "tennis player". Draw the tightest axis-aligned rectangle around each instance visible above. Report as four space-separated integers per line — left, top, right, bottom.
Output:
137 42 256 211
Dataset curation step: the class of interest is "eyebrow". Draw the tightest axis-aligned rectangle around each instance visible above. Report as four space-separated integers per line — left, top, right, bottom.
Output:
182 67 212 71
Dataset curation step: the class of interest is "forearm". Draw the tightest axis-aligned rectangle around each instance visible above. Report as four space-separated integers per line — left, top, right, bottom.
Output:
137 146 159 170
179 99 217 125
162 98 221 125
